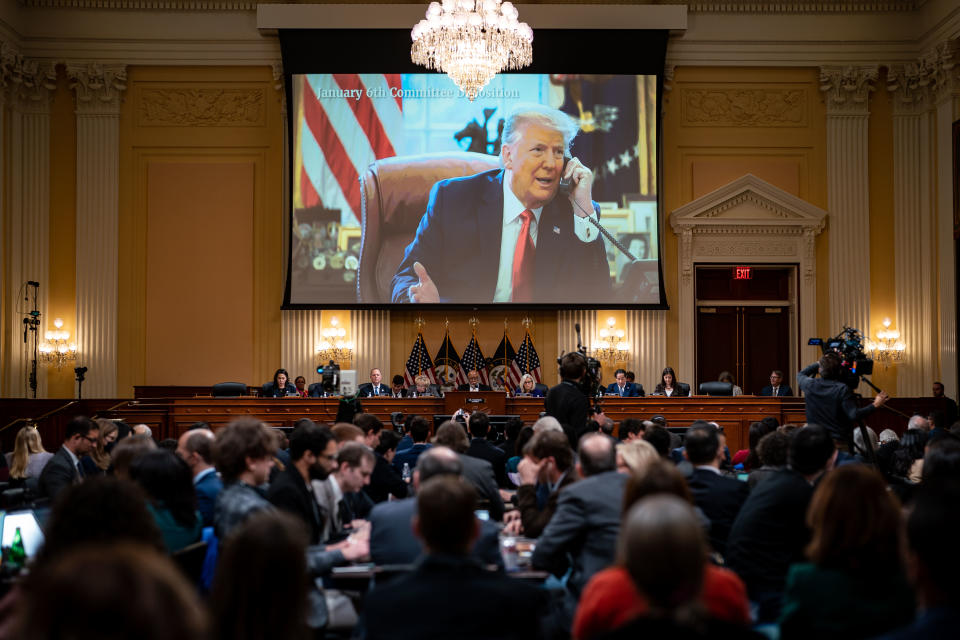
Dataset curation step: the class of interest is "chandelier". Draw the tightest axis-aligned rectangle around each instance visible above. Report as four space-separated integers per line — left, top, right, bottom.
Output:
315 317 354 364
592 317 630 364
39 318 78 370
411 0 533 101
865 318 905 366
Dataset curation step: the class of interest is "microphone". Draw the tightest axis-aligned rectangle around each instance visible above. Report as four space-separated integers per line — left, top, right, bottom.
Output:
575 323 582 352
27 281 39 287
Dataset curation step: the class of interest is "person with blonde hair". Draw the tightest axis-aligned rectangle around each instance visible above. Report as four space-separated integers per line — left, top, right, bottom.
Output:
8 425 53 482
81 419 118 475
515 374 544 397
615 439 658 476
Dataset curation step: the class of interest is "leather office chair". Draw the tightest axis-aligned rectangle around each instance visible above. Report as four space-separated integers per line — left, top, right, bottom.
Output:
211 382 247 397
699 381 733 396
357 151 501 303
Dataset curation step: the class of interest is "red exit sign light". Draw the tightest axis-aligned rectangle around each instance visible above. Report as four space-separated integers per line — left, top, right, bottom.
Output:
734 266 752 280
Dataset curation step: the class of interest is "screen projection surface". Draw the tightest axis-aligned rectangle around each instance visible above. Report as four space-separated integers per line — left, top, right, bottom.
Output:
287 72 663 307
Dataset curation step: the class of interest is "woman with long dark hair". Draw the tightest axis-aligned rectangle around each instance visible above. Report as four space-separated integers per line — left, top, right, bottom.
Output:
653 367 688 397
262 368 297 397
130 449 202 552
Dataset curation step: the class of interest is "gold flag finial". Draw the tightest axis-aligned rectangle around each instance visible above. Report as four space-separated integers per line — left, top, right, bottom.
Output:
522 316 532 330
415 316 425 331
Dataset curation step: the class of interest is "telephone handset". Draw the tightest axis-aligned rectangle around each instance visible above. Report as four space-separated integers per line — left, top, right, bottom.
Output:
558 156 572 196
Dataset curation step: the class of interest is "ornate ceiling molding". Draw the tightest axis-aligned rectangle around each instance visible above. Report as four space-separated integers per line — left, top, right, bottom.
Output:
888 37 960 112
682 0 917 13
21 0 258 9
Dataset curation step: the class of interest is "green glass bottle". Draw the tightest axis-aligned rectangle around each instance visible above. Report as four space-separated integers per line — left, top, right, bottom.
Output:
9 527 26 569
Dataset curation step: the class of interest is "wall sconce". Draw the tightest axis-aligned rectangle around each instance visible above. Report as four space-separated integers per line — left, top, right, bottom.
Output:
39 318 78 370
315 316 354 364
865 318 905 366
592 316 630 364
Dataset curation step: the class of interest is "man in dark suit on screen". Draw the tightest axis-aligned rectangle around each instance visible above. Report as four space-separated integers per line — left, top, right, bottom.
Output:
759 369 794 397
391 103 610 304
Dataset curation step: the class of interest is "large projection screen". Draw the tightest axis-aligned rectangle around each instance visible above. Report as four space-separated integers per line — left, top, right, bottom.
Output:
281 29 668 309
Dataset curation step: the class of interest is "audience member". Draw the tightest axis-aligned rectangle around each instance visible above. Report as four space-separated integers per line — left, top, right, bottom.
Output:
8 425 52 487
158 438 178 452
465 412 508 488
779 464 914 638
176 429 222 527
879 428 900 444
20 543 207 640
920 436 960 487
312 441 375 542
212 418 276 539
533 415 564 434
725 424 836 623
80 418 116 476
499 417 525 459
618 418 644 442
433 421 504 521
615 439 658 475
130 449 202 552
353 413 383 449
110 434 157 480
360 476 547 640
38 416 100 501
643 425 672 459
684 424 750 556
392 416 432 473
209 511 310 640
545 352 592 446
852 424 879 461
532 433 627 629
367 446 501 567
731 420 776 471
892 428 928 483
366 429 408 503
514 430 578 538
133 423 154 439
331 423 364 446
267 421 337 544
505 426 535 481
747 430 790 489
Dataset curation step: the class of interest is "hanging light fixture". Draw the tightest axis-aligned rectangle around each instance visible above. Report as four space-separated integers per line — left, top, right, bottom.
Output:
39 317 78 370
411 0 533 101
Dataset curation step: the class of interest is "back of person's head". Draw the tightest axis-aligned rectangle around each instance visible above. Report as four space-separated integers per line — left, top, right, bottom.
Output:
468 411 490 438
597 417 615 436
504 417 524 442
756 430 790 467
900 428 929 459
375 429 402 456
578 433 616 477
288 421 334 462
922 437 960 486
619 495 706 618
622 458 693 515
416 446 463 482
529 431 574 472
64 415 97 441
619 418 644 441
184 430 215 464
210 511 309 640
21 543 207 640
906 482 960 604
789 424 836 476
760 416 780 431
409 416 431 443
879 428 900 445
110 435 158 479
353 413 383 437
514 426 535 456
533 415 562 434
213 418 276 484
434 420 469 453
853 425 879 454
336 441 375 471
683 425 719 465
331 422 364 444
643 426 672 458
188 421 212 431
929 409 947 430
819 352 842 380
717 371 734 384
559 352 587 380
746 420 778 469
616 439 659 476
130 449 197 529
11 425 46 478
806 464 902 574
34 477 163 570
415 476 478 555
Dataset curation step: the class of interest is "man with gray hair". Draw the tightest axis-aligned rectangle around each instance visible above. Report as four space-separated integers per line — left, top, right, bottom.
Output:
391 102 611 304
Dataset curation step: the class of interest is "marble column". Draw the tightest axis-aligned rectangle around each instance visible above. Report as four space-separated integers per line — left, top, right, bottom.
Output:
820 66 877 343
351 309 391 380
3 59 56 398
626 310 666 391
888 63 937 396
69 64 126 399
281 309 322 385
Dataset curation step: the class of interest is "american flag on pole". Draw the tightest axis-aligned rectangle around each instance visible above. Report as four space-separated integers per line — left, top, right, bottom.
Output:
461 335 491 387
491 333 520 392
515 330 542 383
404 332 437 387
434 331 465 388
293 74 404 223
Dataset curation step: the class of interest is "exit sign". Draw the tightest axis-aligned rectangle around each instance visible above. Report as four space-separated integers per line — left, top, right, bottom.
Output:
734 266 752 280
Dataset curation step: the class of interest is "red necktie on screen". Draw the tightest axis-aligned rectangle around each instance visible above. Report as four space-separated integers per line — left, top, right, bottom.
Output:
511 209 536 303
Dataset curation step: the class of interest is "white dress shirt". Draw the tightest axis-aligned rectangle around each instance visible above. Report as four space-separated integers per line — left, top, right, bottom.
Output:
493 178 600 302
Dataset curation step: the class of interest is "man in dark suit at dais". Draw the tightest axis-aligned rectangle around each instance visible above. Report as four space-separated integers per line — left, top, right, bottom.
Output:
391 103 611 304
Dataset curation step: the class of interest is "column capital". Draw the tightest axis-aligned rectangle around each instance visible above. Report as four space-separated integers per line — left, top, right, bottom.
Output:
819 65 878 114
7 57 56 112
927 38 960 106
887 62 933 115
67 63 127 114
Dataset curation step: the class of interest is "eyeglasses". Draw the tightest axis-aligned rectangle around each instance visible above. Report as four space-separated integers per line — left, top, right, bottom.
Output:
83 436 98 444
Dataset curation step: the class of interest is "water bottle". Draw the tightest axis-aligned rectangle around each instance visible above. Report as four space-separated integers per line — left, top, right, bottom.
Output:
401 462 411 483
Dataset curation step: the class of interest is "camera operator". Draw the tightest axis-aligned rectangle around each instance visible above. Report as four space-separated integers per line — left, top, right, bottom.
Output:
797 352 888 455
545 352 592 448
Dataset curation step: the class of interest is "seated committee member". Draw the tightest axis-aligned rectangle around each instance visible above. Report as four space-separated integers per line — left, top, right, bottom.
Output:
389 375 407 398
357 368 389 397
391 103 611 304
515 373 544 397
261 368 297 398
458 369 492 392
760 370 793 397
410 374 440 397
605 368 643 397
652 367 688 397
718 371 743 396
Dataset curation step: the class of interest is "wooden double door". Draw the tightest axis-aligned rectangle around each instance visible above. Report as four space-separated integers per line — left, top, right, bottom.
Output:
695 266 794 395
